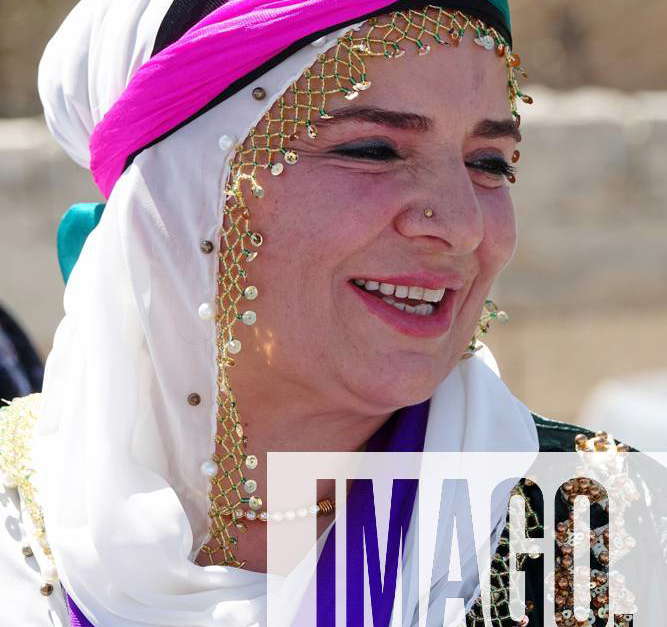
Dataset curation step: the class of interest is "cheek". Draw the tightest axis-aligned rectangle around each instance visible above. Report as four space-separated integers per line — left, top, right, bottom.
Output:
479 189 517 276
252 164 399 265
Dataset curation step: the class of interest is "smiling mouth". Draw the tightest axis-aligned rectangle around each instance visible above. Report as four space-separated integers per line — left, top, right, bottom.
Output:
349 279 447 316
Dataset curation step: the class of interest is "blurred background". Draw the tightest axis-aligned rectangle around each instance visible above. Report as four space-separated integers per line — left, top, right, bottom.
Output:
1 1 666 446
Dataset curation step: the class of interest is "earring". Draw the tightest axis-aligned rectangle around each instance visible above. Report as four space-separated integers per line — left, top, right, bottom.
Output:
462 299 509 359
423 208 434 218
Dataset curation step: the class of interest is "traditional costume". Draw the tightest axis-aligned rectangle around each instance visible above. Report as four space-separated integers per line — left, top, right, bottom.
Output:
0 1 662 626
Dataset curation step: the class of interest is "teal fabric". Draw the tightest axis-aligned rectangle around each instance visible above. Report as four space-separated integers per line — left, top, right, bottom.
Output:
57 203 106 284
487 0 511 33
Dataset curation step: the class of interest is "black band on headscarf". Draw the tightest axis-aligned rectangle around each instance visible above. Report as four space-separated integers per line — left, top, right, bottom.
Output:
152 0 511 57
152 0 229 56
133 0 511 171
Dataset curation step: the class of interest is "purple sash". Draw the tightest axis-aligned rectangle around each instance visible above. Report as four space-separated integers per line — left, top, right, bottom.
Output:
65 401 429 626
66 593 92 627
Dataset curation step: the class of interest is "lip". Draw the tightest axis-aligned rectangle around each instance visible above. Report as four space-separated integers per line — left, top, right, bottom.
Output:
348 277 461 339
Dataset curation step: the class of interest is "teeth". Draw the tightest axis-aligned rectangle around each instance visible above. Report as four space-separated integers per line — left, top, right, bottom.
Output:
382 296 434 316
414 303 434 316
423 288 446 303
353 278 447 312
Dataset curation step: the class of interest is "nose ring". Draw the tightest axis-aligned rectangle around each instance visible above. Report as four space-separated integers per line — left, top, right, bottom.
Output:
423 208 434 218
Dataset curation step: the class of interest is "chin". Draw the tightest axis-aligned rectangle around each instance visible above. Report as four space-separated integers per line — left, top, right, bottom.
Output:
361 380 436 413
344 352 451 412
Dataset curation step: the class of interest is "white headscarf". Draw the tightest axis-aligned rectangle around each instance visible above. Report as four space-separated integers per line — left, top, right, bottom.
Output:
36 1 538 625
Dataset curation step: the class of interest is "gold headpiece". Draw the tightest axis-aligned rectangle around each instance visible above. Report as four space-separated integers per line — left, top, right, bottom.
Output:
199 6 528 567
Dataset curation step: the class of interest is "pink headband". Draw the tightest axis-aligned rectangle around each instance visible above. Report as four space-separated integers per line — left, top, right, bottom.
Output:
89 0 400 198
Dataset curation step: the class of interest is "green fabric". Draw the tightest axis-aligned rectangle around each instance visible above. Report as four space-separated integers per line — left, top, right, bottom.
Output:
487 0 511 33
532 412 592 452
57 203 106 284
532 412 638 453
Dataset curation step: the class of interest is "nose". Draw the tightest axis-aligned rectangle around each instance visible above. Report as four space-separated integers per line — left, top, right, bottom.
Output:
393 165 484 255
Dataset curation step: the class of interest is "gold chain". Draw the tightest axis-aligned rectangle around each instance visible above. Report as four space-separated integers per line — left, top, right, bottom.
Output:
199 6 527 567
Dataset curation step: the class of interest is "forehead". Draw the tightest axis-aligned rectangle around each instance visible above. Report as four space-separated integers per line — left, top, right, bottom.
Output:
351 35 512 130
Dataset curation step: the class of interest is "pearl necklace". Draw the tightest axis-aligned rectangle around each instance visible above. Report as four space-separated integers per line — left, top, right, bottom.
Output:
234 498 334 523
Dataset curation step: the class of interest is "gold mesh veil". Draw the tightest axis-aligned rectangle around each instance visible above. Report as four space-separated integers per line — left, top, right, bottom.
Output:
198 6 528 568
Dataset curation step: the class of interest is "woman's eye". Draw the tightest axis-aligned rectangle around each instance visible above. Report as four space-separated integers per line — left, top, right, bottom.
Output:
331 142 400 161
466 156 515 180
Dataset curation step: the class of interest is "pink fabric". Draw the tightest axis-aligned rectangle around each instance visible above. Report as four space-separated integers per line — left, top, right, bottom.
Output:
90 0 396 198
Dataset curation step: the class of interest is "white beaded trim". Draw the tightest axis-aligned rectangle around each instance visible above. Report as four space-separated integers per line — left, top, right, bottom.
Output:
235 500 332 522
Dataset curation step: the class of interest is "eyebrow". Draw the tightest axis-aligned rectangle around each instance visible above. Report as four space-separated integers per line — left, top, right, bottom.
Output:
472 118 522 142
321 106 521 142
322 106 432 131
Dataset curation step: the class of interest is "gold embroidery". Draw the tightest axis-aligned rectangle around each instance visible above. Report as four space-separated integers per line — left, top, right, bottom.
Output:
0 394 54 563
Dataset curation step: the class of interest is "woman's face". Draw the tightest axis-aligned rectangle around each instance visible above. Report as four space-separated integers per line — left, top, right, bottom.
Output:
234 34 520 415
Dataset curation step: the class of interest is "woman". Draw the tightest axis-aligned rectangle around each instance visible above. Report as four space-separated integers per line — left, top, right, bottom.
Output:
0 1 652 625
